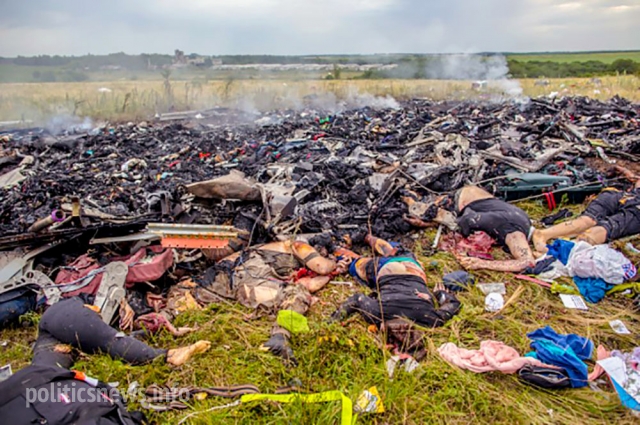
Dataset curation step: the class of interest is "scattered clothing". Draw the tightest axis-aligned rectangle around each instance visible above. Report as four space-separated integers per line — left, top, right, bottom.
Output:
527 326 594 359
526 327 593 388
546 239 575 265
544 240 636 303
598 349 640 411
438 340 553 374
573 276 612 304
523 256 556 275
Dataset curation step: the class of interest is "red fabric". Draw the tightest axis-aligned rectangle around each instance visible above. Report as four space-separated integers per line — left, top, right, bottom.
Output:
122 246 174 288
56 247 174 296
55 254 102 297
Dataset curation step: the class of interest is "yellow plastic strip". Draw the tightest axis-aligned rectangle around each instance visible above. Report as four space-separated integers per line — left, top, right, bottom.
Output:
240 391 357 425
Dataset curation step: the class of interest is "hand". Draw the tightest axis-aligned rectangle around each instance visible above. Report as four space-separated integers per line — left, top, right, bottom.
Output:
403 214 429 228
433 281 446 293
415 291 432 301
334 258 352 275
456 254 485 270
119 298 135 331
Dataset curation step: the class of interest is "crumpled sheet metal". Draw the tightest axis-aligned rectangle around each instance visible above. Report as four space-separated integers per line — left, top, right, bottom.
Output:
185 170 261 201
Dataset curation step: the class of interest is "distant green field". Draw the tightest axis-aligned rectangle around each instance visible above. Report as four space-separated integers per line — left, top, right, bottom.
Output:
508 51 640 64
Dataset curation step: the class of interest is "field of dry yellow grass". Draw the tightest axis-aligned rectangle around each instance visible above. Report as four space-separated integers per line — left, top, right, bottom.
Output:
0 75 638 124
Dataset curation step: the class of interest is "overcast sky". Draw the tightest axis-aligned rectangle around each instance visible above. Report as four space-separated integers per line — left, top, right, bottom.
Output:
1 0 638 56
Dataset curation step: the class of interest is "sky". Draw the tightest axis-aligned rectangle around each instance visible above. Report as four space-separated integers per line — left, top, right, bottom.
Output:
0 0 639 56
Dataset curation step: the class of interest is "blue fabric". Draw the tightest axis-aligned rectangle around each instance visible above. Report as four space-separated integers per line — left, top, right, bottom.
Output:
348 259 368 287
612 376 640 411
573 276 614 303
527 326 593 360
529 340 588 388
546 239 575 265
527 326 593 388
442 271 475 292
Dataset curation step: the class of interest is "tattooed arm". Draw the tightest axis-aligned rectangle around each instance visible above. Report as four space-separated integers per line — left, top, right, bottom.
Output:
457 232 535 272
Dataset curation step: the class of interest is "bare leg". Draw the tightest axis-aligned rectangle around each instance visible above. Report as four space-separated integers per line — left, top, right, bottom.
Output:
292 241 336 275
457 232 534 272
532 216 597 253
364 235 397 256
577 226 608 245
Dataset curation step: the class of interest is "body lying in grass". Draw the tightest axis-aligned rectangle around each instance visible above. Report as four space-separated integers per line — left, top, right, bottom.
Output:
330 235 461 358
33 297 210 369
404 185 536 272
533 165 640 253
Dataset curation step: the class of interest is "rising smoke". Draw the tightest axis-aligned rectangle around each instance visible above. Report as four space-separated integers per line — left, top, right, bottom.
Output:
424 54 525 99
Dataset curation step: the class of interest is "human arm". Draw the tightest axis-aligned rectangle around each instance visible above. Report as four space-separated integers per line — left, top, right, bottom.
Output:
457 231 534 272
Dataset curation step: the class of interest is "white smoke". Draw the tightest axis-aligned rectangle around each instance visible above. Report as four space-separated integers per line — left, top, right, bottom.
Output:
46 115 94 135
344 88 400 110
426 54 525 100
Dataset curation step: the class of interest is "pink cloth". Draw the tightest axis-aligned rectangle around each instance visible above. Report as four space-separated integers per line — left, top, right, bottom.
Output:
438 340 552 374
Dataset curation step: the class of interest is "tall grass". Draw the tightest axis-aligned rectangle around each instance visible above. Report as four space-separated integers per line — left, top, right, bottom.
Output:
1 201 640 424
0 76 638 124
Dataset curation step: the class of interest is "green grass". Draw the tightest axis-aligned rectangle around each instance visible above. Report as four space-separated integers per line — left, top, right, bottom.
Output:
507 51 640 64
1 199 640 424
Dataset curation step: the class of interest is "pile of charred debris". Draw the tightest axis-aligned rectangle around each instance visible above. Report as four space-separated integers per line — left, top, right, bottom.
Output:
0 95 638 269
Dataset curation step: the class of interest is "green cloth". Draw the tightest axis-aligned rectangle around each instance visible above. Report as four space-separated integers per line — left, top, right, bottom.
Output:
277 310 310 334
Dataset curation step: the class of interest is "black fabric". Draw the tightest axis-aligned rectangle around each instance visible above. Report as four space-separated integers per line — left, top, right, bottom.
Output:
524 256 557 275
33 297 166 368
340 274 460 328
0 364 145 425
457 198 531 248
583 188 640 241
541 208 573 226
442 271 475 292
518 364 572 389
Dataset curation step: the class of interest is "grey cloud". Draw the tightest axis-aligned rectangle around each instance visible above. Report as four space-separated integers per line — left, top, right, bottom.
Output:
0 0 637 56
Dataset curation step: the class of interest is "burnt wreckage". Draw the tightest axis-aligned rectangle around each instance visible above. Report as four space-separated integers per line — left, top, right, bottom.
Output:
0 96 638 288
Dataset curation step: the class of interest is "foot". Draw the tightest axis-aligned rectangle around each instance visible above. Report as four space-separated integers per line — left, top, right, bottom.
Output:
531 229 548 255
261 334 297 365
166 340 211 366
328 295 360 322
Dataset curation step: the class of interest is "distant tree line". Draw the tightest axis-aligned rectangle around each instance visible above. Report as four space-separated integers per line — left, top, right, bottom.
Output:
507 59 639 78
0 53 638 81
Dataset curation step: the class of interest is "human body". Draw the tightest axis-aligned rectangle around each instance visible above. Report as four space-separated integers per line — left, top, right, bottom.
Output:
533 166 640 253
405 186 535 272
330 235 460 328
33 297 210 369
